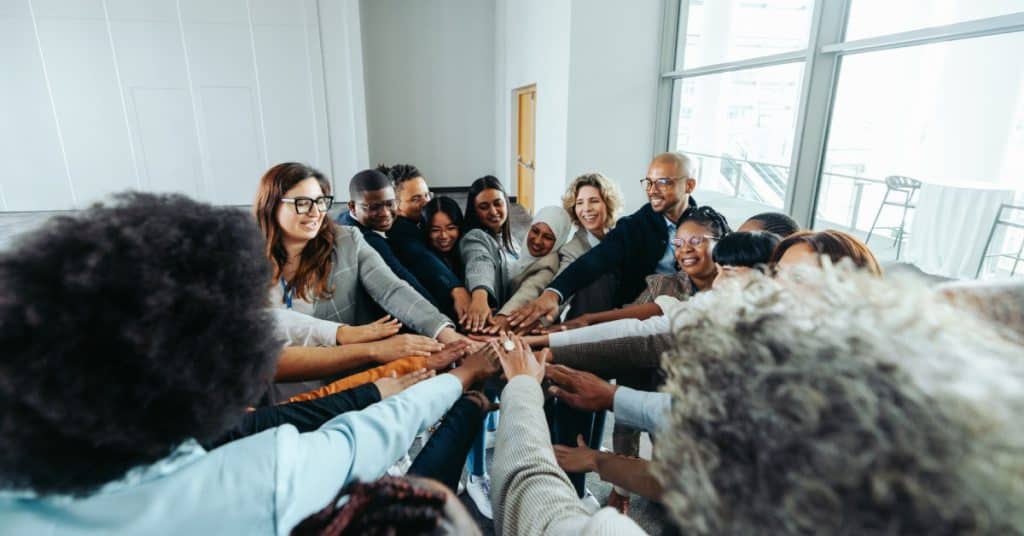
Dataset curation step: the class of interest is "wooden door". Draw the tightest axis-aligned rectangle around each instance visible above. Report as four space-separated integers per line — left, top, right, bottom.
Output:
515 85 536 213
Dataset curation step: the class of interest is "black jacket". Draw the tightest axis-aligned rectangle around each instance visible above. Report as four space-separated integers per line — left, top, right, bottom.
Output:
387 215 464 319
336 211 439 309
548 198 696 307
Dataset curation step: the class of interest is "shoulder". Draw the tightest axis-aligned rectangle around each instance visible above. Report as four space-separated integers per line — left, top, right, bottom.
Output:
388 217 419 240
462 228 497 248
538 251 560 270
562 230 589 254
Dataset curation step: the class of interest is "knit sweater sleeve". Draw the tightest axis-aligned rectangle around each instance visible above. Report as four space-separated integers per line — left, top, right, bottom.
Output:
492 376 646 535
498 253 558 316
549 334 672 376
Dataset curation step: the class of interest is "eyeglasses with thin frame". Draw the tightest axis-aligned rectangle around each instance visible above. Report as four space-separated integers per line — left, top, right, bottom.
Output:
358 199 397 214
281 196 333 215
641 176 687 190
406 191 433 205
671 234 719 248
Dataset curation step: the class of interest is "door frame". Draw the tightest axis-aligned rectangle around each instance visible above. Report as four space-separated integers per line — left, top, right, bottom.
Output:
512 83 537 210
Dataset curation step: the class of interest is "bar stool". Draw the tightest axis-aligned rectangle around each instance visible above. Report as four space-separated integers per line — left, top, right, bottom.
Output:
975 203 1024 278
865 175 922 260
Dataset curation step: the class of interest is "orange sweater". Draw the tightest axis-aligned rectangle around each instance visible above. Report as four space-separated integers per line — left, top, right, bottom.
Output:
284 356 428 404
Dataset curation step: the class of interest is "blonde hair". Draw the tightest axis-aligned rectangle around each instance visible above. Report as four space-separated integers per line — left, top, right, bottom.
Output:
561 172 625 231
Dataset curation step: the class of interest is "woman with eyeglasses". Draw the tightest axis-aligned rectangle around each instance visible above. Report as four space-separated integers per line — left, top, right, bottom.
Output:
253 163 469 401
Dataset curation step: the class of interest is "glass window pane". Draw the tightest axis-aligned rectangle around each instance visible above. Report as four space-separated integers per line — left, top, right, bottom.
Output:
846 1 1024 41
681 0 814 69
814 32 1024 279
675 62 804 210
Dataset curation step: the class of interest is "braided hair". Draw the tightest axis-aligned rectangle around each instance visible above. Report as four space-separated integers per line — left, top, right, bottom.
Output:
679 205 732 239
291 476 448 536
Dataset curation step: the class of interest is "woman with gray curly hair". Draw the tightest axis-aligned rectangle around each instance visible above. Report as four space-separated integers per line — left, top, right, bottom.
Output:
653 265 1024 534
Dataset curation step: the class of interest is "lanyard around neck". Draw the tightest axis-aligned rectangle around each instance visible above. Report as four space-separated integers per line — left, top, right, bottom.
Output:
280 278 293 309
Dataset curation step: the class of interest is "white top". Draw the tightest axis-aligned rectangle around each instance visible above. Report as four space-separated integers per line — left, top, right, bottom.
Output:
547 295 685 347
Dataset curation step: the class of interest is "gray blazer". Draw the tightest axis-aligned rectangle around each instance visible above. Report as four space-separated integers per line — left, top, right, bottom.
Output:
460 228 511 306
313 225 451 338
556 230 592 276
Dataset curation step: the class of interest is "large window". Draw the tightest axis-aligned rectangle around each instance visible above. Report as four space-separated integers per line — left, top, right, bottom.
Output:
662 1 1024 279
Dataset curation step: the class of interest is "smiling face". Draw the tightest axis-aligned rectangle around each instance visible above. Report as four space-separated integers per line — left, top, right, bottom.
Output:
276 177 327 244
351 187 396 232
574 185 608 235
428 211 460 254
396 177 430 220
674 221 718 279
526 222 557 257
645 157 694 214
473 188 507 234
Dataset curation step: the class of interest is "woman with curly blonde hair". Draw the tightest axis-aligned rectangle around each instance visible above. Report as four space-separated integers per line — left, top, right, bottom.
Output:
557 172 624 273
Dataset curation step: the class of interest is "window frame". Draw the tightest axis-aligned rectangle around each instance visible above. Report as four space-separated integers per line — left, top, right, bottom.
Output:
656 0 1024 227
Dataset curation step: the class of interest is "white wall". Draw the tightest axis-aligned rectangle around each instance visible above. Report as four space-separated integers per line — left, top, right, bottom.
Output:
360 0 496 189
565 0 663 213
494 0 662 214
0 0 367 211
495 0 572 211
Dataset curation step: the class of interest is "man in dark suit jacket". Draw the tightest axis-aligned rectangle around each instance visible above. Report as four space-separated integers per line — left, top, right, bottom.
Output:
381 164 471 321
509 151 698 330
336 169 438 308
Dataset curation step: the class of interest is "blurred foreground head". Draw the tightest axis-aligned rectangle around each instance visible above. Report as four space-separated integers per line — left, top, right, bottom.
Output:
656 264 1024 535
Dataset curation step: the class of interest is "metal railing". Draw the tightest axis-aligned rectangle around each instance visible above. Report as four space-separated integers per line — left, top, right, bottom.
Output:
685 150 887 230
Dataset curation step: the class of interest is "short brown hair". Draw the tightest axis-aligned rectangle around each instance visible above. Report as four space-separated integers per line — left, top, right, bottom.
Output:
770 229 882 277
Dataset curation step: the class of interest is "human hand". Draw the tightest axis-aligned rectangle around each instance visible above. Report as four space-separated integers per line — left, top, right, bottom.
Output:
463 390 499 413
553 434 600 473
451 287 472 322
425 340 470 369
373 368 435 399
449 340 502 390
461 290 493 334
496 335 549 382
545 364 617 411
336 315 402 344
369 334 444 363
485 314 512 335
507 291 560 330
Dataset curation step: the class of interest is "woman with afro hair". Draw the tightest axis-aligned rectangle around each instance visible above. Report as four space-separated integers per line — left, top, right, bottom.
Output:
0 192 498 535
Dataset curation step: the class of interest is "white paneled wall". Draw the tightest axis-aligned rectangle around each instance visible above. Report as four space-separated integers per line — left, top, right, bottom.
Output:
0 0 337 211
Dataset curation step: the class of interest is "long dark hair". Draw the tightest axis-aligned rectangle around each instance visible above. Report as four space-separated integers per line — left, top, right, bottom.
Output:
253 162 336 301
421 196 464 266
463 175 517 254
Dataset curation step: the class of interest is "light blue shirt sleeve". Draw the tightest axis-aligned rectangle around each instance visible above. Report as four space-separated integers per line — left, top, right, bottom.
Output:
273 373 462 533
613 386 671 435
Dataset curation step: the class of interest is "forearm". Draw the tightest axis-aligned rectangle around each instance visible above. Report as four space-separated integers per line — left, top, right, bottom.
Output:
580 302 662 326
594 454 663 501
274 344 377 382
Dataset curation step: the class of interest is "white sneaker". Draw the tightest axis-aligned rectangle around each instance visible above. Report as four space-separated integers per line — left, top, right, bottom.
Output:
465 474 493 519
580 488 600 514
386 453 413 477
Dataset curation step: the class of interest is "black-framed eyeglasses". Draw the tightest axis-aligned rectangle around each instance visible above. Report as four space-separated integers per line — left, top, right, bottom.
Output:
358 199 396 214
671 234 719 248
640 176 687 190
281 195 333 215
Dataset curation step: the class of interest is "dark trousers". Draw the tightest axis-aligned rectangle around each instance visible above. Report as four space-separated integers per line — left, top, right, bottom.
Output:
206 383 381 449
408 395 486 490
546 397 607 497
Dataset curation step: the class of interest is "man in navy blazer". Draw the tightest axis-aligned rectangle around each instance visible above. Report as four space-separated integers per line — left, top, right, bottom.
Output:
509 152 698 330
380 164 470 322
337 169 438 308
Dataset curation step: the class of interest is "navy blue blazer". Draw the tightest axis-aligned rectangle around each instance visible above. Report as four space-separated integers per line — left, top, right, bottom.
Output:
387 215 464 319
548 197 697 307
336 211 439 309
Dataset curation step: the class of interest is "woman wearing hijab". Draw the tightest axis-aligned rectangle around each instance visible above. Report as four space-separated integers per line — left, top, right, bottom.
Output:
488 205 573 333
